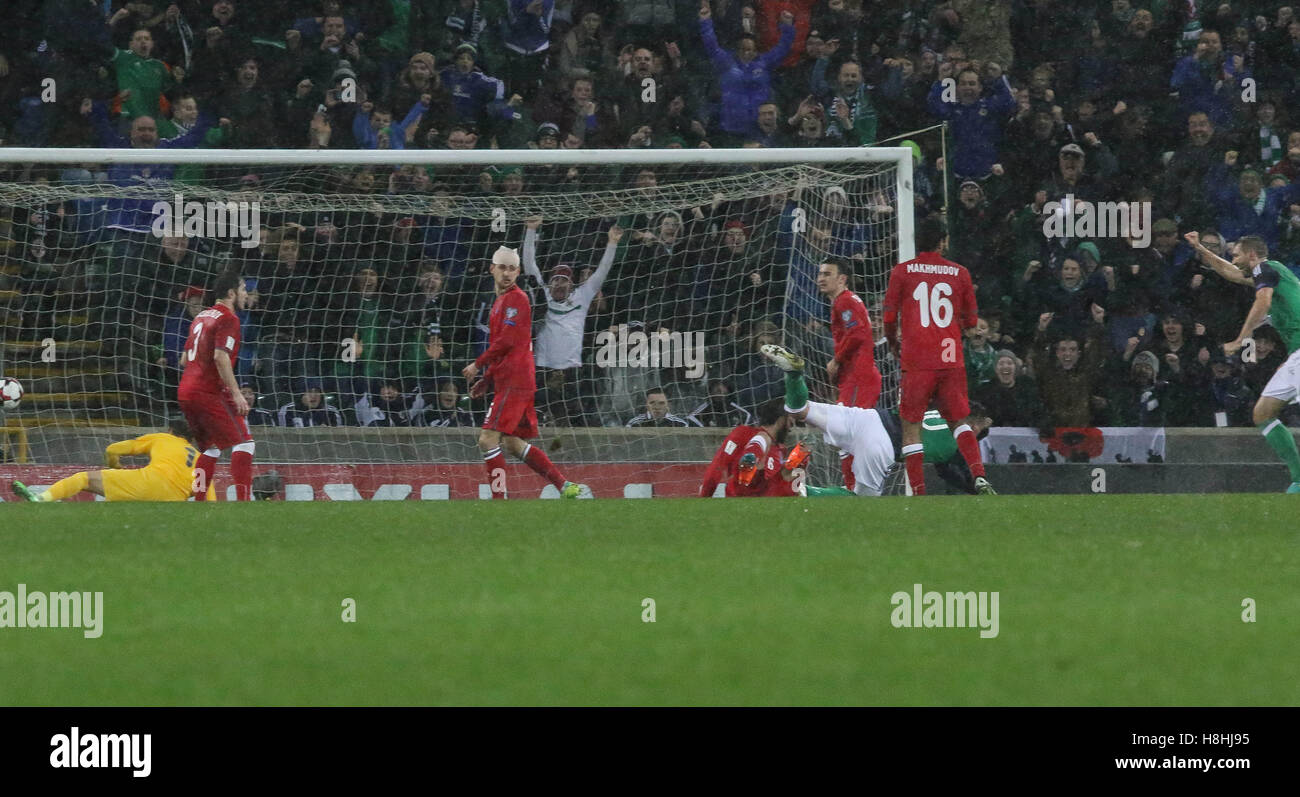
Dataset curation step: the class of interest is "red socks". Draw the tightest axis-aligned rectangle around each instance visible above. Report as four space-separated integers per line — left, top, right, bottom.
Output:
902 444 925 495
484 447 508 499
522 444 566 490
193 452 218 500
839 452 856 491
953 425 986 478
484 444 567 498
231 450 253 501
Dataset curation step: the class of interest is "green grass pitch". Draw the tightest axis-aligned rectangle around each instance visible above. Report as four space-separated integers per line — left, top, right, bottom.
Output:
1 495 1295 706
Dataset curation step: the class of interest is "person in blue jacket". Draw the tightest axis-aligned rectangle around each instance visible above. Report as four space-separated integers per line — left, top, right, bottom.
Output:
501 0 556 101
1208 165 1300 252
926 63 1016 180
353 98 431 150
1170 29 1248 131
697 1 795 144
439 43 520 133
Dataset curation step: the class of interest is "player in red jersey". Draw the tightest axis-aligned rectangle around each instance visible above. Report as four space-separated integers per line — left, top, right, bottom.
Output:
729 399 804 497
461 246 588 499
882 217 994 495
699 423 757 496
818 258 882 491
177 271 254 500
699 399 804 497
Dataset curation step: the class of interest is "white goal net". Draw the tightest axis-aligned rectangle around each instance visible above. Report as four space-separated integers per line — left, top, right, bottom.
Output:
0 146 912 497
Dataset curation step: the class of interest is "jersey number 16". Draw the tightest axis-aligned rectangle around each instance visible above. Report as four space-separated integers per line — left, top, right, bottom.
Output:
912 281 953 328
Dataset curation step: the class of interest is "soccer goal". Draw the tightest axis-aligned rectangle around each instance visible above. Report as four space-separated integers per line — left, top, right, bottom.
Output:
0 144 914 498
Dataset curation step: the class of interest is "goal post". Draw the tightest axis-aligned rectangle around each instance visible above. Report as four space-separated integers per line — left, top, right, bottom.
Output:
0 145 915 498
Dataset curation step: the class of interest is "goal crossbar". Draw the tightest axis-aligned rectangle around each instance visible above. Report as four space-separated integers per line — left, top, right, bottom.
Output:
0 146 914 260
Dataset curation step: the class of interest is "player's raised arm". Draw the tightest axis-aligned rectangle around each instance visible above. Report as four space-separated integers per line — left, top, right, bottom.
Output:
583 225 623 297
522 216 544 285
1184 231 1253 286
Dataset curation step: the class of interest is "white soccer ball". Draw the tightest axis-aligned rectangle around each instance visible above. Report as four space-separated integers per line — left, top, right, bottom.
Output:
0 378 23 410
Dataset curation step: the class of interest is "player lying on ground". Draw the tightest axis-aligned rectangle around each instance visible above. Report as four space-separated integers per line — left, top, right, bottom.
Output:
13 417 214 502
883 216 994 495
698 398 805 497
461 245 589 499
1187 231 1300 492
761 344 998 496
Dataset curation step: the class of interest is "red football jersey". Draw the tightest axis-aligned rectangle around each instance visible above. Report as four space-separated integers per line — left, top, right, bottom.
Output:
700 424 757 497
178 303 241 396
882 251 978 371
474 285 535 389
727 431 796 497
831 290 881 387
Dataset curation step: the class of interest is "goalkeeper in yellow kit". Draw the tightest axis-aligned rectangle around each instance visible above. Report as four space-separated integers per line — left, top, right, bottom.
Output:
13 418 214 502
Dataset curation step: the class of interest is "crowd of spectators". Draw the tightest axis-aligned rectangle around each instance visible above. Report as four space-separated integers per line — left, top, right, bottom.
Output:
4 0 1300 431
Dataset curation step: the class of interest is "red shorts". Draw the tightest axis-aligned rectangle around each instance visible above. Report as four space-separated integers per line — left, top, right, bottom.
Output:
178 389 252 451
837 373 881 409
899 367 970 424
483 387 539 439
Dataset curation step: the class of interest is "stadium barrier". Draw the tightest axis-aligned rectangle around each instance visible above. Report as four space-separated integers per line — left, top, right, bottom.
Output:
0 461 1282 501
8 425 1288 466
0 426 1290 500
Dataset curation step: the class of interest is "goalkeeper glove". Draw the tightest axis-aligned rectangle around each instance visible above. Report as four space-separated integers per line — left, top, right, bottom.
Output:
783 441 810 471
736 452 758 486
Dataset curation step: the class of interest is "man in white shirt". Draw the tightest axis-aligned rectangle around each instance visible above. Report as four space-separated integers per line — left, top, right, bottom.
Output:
522 217 622 424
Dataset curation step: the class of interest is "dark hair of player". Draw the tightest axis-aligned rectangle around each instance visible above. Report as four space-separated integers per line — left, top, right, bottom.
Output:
823 257 853 281
1238 235 1269 258
756 398 786 427
212 270 243 303
645 387 667 401
915 216 947 252
167 417 192 440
